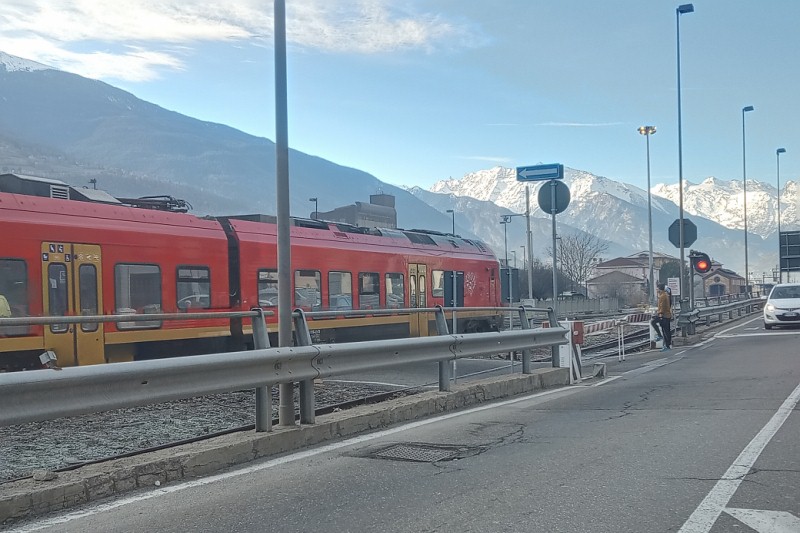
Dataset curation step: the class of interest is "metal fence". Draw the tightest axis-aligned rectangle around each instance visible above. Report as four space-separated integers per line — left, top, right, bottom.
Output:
0 306 568 431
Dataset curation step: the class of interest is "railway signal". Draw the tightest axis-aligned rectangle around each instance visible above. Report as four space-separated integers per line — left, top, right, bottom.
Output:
690 251 712 274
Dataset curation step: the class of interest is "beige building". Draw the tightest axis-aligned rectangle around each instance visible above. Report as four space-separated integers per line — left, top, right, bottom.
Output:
697 261 745 297
314 193 397 229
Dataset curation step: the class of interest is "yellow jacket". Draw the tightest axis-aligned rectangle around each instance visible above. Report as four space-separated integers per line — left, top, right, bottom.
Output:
657 290 671 318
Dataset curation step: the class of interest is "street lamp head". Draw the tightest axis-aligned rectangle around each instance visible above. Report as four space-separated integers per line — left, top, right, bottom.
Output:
777 148 786 155
743 105 754 113
677 3 694 14
638 125 657 136
446 209 454 213
309 197 317 202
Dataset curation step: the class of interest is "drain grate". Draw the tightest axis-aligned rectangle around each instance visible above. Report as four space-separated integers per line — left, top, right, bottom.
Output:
373 443 463 463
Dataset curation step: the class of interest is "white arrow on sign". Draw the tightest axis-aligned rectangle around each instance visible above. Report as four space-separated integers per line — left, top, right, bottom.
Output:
518 169 551 180
725 508 800 532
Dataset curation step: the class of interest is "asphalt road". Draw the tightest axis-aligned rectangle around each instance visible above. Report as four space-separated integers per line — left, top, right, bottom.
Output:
12 317 800 533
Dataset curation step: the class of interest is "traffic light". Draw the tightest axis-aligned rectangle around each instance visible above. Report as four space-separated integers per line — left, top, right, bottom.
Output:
690 252 712 274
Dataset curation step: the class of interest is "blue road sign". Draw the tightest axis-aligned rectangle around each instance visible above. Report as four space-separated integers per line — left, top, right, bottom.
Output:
516 163 564 182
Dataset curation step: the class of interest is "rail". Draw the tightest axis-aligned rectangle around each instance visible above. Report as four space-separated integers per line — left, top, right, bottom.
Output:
0 306 567 430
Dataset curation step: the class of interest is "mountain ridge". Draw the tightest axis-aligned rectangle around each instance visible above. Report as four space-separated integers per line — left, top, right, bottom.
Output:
0 51 789 276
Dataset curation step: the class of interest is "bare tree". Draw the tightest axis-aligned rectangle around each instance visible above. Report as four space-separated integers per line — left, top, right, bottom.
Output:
551 233 608 293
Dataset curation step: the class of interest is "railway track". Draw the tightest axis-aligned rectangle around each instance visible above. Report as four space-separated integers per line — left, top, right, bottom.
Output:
0 326 653 484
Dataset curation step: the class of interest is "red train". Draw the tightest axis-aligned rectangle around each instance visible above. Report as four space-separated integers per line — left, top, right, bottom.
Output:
0 176 502 369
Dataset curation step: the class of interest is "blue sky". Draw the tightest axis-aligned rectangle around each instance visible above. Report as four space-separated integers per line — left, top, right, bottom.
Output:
1 0 798 192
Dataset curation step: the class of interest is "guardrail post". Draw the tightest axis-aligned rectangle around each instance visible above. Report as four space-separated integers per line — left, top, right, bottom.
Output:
547 308 560 367
517 306 532 374
293 309 315 424
251 308 272 433
434 306 452 391
678 299 690 338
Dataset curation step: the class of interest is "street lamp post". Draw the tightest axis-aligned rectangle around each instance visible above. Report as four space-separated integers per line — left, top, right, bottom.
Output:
501 216 512 303
520 245 526 270
309 197 318 219
777 148 787 283
446 209 455 234
742 105 754 293
638 125 657 306
676 3 694 303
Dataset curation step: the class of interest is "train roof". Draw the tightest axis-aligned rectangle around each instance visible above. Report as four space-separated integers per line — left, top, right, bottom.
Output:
0 174 496 259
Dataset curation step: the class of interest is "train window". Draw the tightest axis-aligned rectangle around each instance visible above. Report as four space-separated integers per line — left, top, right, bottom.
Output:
385 273 405 309
418 275 427 307
432 270 445 298
114 264 162 329
295 270 322 311
358 272 380 309
176 266 210 310
327 271 352 311
47 263 69 333
79 264 99 332
0 259 28 336
257 269 278 307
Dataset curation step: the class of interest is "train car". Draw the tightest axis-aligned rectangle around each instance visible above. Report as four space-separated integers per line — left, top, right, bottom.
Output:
0 188 232 369
224 216 501 344
0 178 501 369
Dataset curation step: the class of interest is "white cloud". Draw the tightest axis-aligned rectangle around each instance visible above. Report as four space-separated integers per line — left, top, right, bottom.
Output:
0 0 477 81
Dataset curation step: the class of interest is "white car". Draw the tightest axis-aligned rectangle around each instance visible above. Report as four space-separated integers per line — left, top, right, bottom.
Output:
763 283 800 329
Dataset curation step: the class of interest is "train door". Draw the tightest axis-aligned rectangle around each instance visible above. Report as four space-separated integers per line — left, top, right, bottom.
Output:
41 243 105 366
408 263 428 337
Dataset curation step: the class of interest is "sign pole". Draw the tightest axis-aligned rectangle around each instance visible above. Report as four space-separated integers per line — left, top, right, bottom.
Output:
526 186 533 299
551 180 558 315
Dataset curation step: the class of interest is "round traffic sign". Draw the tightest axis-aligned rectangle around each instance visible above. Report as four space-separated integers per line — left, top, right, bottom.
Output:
537 180 570 214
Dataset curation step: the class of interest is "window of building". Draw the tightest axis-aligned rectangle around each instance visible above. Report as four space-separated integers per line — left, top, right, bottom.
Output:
115 264 162 329
328 271 352 310
295 270 322 310
79 264 99 332
176 266 210 310
385 273 405 309
358 272 380 309
257 269 278 307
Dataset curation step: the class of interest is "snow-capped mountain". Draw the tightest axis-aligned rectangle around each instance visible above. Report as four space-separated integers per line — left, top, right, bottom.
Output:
422 166 797 276
652 177 799 238
0 52 50 72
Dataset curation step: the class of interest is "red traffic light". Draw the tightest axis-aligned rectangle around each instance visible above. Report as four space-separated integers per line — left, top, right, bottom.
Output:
691 252 712 274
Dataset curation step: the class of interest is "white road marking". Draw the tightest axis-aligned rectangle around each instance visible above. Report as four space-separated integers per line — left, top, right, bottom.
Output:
724 508 800 532
714 316 761 338
716 332 800 338
590 375 622 386
677 380 800 533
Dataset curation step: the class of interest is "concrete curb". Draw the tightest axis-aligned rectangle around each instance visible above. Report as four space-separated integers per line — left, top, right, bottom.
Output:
1 367 569 526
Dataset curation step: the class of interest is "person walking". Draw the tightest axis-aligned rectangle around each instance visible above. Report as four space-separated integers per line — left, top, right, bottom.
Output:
656 283 672 351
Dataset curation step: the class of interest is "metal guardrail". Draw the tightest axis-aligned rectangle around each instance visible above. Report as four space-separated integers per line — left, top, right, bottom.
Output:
676 295 762 335
0 306 567 430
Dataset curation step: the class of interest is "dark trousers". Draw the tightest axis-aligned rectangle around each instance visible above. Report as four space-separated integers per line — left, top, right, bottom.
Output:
659 317 672 348
650 316 662 338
